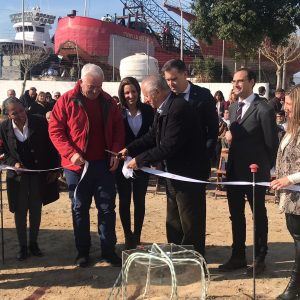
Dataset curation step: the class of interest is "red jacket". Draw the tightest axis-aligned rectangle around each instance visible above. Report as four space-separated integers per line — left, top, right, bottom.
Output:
48 81 125 172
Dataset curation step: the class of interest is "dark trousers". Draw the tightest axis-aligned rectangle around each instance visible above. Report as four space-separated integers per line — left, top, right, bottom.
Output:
286 214 300 272
116 170 149 239
64 160 117 257
227 185 268 259
166 179 206 255
14 174 42 247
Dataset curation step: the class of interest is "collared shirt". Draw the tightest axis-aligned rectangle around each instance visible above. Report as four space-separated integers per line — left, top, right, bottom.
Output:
179 82 191 102
157 92 172 114
12 119 29 142
126 109 142 137
238 93 256 118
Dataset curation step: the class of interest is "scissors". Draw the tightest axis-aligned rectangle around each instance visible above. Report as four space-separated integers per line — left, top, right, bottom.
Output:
105 149 122 158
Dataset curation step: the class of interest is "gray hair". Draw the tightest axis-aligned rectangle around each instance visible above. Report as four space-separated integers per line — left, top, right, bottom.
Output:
4 97 24 111
142 75 170 95
7 89 16 97
80 63 104 81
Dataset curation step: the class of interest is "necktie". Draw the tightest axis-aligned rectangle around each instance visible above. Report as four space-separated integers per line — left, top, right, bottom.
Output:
236 102 245 123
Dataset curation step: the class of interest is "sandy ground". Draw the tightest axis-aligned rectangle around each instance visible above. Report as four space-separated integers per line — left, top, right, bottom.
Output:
0 175 295 300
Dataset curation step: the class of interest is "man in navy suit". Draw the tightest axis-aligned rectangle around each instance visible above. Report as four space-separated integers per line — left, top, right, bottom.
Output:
120 75 209 255
162 59 218 256
219 68 278 274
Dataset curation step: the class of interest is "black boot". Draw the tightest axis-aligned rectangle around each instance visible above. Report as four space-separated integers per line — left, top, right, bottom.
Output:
277 271 300 300
124 233 136 250
17 246 28 261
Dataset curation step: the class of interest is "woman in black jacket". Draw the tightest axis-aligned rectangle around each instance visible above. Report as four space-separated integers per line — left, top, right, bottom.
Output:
116 77 154 249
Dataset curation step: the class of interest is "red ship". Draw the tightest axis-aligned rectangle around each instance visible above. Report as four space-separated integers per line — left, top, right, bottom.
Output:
54 0 199 80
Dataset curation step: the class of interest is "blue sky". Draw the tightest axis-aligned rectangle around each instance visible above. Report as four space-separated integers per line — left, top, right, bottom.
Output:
0 0 124 38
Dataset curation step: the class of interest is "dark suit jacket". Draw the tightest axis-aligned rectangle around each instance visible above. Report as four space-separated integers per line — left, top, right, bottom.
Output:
117 103 154 173
188 82 219 158
227 94 278 181
0 114 60 212
127 95 209 180
268 97 282 112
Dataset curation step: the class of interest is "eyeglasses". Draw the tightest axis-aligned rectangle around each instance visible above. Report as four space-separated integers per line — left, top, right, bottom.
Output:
231 79 247 84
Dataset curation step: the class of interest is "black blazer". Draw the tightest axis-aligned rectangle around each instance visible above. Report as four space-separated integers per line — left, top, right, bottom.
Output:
0 114 60 212
123 103 154 145
188 82 219 158
227 94 279 181
127 95 209 180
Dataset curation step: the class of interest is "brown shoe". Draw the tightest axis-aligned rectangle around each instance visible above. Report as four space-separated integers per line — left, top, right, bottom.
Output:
218 257 247 271
246 260 266 276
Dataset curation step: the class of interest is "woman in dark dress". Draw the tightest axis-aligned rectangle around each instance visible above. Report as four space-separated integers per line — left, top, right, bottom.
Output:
116 77 154 249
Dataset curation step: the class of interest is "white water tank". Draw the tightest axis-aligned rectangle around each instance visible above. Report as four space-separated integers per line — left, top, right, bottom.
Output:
119 53 159 81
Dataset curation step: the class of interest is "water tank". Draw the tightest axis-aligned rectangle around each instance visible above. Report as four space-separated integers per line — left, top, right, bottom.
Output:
119 53 159 81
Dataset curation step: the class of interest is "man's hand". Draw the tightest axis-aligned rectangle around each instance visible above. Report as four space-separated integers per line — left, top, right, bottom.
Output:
14 162 23 175
225 130 232 145
109 156 119 171
127 158 138 170
70 153 85 166
271 176 292 190
118 148 128 160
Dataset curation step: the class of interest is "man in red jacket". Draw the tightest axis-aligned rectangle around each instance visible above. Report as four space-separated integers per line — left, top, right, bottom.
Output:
48 64 125 267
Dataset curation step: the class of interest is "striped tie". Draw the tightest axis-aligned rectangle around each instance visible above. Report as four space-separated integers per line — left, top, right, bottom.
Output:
236 102 245 123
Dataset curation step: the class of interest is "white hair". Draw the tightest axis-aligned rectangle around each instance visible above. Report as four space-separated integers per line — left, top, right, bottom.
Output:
80 63 104 81
142 75 170 95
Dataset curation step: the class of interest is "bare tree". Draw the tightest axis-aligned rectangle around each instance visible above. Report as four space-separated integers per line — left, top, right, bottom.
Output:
12 45 51 95
260 34 300 89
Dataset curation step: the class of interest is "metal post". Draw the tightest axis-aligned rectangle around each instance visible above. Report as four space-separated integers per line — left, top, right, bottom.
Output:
84 0 88 17
0 170 4 264
112 37 115 82
179 0 183 61
221 40 225 82
22 0 25 54
250 164 258 300
147 38 149 75
258 49 261 83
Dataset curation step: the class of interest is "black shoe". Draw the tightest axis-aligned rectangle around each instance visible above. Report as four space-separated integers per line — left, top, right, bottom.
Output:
17 246 28 261
218 257 247 272
29 243 44 257
102 252 122 267
75 255 89 268
277 271 300 300
246 259 266 276
125 233 136 250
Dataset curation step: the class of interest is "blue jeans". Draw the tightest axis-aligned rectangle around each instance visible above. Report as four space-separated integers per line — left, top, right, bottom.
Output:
64 160 117 256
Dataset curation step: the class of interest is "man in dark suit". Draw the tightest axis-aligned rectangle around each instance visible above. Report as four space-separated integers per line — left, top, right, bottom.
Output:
218 68 278 274
161 59 218 256
119 75 209 255
268 88 285 112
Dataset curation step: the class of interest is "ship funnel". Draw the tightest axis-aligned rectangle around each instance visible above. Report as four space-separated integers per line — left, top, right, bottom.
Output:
67 10 77 17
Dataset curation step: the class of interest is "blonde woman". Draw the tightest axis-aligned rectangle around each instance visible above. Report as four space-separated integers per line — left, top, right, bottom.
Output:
271 84 300 300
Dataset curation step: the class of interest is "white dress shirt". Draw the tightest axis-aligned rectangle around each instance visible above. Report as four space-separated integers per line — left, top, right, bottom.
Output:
238 93 256 118
12 119 29 142
181 82 191 102
126 109 142 137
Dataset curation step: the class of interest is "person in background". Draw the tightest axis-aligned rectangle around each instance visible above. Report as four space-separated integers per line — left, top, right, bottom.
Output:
258 86 268 102
19 87 37 110
0 98 59 261
45 92 56 110
48 63 125 268
2 89 17 115
112 96 122 110
214 90 226 117
219 68 278 275
222 109 230 128
29 91 52 117
269 88 285 113
276 111 287 131
271 84 300 300
115 77 154 249
53 92 61 100
224 89 238 110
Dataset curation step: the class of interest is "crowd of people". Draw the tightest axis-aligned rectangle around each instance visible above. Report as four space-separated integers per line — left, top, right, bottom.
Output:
1 60 300 299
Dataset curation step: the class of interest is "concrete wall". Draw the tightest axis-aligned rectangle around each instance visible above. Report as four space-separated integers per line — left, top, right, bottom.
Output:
0 79 269 104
